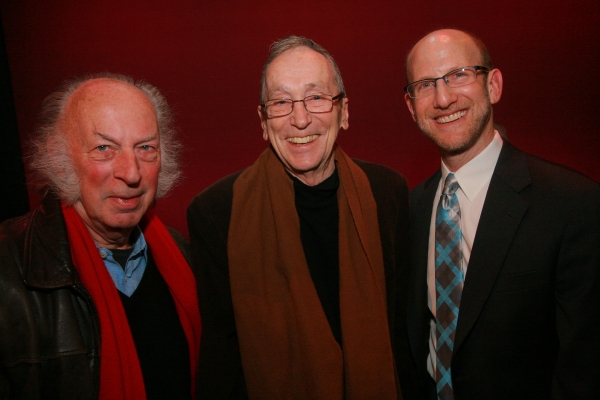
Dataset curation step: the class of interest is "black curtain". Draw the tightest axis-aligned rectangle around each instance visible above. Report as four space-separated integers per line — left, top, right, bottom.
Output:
1 10 30 223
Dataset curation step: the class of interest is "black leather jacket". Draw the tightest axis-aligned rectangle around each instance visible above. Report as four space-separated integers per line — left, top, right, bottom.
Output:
0 192 189 399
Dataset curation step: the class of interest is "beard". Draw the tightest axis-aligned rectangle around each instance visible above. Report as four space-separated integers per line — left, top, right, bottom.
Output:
416 89 493 156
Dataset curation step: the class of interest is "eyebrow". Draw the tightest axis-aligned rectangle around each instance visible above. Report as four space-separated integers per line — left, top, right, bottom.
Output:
94 131 158 145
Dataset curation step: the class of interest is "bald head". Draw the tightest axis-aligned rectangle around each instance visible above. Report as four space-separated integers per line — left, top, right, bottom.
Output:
66 78 153 111
406 29 492 83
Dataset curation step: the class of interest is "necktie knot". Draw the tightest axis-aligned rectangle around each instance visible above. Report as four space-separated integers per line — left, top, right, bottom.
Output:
441 173 460 210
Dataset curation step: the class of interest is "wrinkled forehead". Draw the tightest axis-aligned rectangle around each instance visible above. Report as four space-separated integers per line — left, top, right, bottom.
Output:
407 32 481 81
63 79 157 132
69 79 151 111
265 47 336 94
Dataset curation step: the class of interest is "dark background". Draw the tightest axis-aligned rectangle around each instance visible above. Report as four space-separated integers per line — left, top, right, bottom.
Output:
2 0 598 237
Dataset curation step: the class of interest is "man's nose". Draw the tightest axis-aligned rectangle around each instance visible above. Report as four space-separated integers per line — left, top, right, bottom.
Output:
432 79 457 109
113 149 141 185
289 100 311 128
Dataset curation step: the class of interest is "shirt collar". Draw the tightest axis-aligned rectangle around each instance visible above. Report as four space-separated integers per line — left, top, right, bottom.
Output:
441 131 503 202
129 226 148 259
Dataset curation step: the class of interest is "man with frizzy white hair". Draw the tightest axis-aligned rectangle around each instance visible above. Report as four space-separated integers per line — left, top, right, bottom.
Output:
0 73 201 399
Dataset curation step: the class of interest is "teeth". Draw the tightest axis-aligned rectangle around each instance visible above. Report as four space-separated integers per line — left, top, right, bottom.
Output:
437 111 466 124
287 135 318 144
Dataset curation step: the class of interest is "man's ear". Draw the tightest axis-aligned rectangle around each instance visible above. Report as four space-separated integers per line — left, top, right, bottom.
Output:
404 93 417 122
487 68 503 105
340 97 349 130
257 105 269 141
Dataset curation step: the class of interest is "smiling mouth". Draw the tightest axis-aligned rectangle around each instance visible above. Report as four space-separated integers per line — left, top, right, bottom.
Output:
436 111 466 124
287 135 318 144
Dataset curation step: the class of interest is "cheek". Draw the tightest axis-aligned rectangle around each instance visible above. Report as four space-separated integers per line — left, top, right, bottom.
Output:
143 162 161 185
80 163 111 187
414 101 430 117
326 129 338 145
77 166 110 208
265 119 285 137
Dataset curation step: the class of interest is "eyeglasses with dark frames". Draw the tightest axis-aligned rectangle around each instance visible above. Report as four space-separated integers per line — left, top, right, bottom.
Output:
261 92 345 117
404 66 489 99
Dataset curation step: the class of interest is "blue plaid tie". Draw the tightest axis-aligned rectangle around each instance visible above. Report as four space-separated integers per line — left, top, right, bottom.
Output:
435 173 463 400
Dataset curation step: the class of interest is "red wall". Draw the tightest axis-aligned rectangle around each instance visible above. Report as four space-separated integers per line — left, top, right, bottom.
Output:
2 0 599 237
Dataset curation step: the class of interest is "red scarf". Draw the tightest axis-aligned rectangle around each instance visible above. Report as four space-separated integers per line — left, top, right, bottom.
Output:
62 204 201 399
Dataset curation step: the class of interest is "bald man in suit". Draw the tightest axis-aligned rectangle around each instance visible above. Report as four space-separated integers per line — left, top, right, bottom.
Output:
403 29 600 399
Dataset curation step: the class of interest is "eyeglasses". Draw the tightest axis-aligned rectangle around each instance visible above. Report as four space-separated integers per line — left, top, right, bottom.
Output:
261 92 345 117
404 66 489 99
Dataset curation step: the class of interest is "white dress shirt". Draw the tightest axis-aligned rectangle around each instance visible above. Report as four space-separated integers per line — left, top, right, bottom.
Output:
427 131 503 378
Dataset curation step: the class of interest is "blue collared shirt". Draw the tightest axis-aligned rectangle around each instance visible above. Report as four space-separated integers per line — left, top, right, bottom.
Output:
97 228 148 297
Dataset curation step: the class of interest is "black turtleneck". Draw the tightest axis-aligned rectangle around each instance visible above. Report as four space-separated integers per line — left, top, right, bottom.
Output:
292 168 341 345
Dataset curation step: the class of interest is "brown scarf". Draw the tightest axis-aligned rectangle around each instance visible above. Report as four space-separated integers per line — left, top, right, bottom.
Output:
228 146 398 399
62 205 201 399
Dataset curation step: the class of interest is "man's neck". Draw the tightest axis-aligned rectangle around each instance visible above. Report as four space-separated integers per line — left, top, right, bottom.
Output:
71 203 136 249
441 126 496 172
90 230 134 250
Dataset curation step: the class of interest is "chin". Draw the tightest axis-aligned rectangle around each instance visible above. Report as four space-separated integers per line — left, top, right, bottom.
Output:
108 214 144 231
427 128 481 154
286 158 319 173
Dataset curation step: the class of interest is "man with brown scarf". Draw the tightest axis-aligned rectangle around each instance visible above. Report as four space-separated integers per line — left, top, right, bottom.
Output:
188 36 414 399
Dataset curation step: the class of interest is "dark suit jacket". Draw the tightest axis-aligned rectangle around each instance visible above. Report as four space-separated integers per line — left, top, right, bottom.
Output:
188 159 413 399
408 140 600 399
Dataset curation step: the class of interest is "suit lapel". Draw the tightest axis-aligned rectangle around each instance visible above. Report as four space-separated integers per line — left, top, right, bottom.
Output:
454 141 531 353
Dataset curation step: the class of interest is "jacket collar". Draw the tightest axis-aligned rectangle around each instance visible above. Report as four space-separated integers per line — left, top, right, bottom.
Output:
22 191 80 289
453 139 531 352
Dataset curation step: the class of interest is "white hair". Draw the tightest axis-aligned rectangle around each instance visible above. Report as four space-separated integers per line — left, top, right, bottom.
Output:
29 72 182 204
